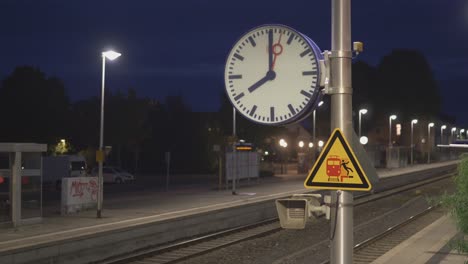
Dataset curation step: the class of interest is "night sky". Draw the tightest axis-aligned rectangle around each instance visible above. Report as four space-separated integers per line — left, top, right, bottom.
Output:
1 0 468 123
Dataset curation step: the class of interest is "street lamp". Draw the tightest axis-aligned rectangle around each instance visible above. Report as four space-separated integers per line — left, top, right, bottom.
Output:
308 142 313 148
451 127 457 143
427 122 434 164
440 125 446 144
460 129 465 139
298 141 304 148
388 115 397 147
312 101 324 161
358 109 367 138
410 119 418 165
97 50 121 218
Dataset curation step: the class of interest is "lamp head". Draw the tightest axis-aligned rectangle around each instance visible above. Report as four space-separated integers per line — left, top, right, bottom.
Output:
461 129 465 133
428 123 434 128
452 127 457 132
102 50 122 60
308 142 313 148
298 141 304 148
359 109 368 115
390 115 397 120
411 119 418 124
318 101 324 107
441 125 447 130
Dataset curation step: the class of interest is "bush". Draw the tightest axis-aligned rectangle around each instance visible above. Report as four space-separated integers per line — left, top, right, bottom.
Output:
440 157 468 253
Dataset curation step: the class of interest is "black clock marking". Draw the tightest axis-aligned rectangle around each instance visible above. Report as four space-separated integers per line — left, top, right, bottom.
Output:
288 104 296 115
229 75 242 79
300 49 312 58
234 53 244 61
248 36 256 47
301 90 312 98
287 33 294 45
302 71 317 76
270 107 275 121
234 92 245 101
249 105 257 116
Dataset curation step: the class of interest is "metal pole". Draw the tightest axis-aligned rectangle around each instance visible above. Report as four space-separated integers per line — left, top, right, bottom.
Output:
388 117 392 147
411 122 414 165
330 0 353 263
232 107 237 195
427 126 431 164
440 127 443 145
97 55 105 218
358 112 362 138
312 109 316 161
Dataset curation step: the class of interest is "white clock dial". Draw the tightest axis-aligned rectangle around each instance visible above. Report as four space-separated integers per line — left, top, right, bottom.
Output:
224 24 322 126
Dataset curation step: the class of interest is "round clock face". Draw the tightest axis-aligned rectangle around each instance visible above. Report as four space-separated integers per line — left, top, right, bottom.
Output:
224 24 322 126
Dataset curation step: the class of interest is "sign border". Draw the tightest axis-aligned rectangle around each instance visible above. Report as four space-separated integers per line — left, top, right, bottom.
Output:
304 128 372 191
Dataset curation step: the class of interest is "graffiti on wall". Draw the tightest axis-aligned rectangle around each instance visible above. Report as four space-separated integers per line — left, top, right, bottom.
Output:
70 178 98 201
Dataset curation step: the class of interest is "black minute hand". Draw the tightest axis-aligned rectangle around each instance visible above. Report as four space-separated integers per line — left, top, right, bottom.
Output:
268 29 273 70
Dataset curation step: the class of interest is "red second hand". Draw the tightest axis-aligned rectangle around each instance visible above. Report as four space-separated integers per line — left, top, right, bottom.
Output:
271 32 283 70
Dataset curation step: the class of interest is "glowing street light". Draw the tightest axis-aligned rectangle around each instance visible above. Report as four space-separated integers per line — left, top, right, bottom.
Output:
460 129 465 139
358 109 367 138
410 119 418 165
298 141 304 148
97 49 121 218
318 140 324 147
359 136 368 145
389 115 397 147
427 122 434 164
308 142 313 148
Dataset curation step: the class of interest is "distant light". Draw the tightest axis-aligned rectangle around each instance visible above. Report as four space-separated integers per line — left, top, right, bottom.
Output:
359 109 368 115
360 136 368 145
411 119 418 124
318 140 324 147
318 101 324 107
441 125 447 130
264 151 269 156
102 50 122 60
298 141 304 148
461 129 465 133
283 142 288 148
428 122 434 128
390 115 397 120
279 139 285 146
308 142 313 148
239 139 245 143
452 127 457 132
396 124 402 136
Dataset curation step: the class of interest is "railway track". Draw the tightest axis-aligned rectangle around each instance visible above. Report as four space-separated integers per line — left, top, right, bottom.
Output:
102 170 455 264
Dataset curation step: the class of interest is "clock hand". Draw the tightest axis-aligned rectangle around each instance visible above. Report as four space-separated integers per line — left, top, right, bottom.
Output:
248 70 276 93
271 32 283 70
268 29 273 70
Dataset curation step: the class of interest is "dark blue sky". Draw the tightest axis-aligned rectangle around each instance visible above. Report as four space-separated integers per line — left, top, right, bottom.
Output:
1 0 468 123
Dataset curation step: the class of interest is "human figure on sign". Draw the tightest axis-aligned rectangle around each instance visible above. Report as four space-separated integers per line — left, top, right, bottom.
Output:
341 159 353 177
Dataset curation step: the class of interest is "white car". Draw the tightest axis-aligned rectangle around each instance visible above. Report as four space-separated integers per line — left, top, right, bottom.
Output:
92 167 135 184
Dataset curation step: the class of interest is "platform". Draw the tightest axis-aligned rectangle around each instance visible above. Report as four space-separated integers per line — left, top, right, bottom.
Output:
0 160 460 264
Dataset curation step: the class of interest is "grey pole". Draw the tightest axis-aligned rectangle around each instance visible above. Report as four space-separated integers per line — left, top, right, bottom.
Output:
232 107 237 195
312 109 316 161
427 124 431 164
330 0 353 263
388 116 392 147
97 54 105 218
411 122 414 165
358 112 362 138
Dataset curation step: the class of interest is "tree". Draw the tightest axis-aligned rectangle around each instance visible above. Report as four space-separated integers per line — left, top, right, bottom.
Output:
0 66 70 144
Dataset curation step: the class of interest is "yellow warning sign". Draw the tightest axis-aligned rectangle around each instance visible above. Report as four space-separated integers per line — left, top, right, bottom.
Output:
304 129 372 191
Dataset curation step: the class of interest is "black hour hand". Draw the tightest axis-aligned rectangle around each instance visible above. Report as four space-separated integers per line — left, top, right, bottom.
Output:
248 71 276 93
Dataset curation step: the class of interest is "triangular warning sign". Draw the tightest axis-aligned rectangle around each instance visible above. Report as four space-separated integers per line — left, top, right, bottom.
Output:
304 128 372 191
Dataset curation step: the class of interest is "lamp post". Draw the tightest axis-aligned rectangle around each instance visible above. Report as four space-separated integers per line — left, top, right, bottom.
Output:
388 115 397 147
279 139 287 174
451 127 457 143
427 122 434 164
460 129 465 140
312 101 324 161
410 119 418 165
440 125 446 145
358 109 367 138
97 50 121 218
